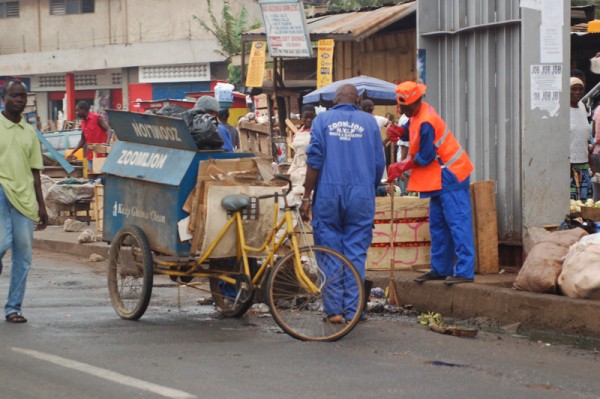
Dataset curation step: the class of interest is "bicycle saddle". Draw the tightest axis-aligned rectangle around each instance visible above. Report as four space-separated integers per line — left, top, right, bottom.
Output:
221 194 251 212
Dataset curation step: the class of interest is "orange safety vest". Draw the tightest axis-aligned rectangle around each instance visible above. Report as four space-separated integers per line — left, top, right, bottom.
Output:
407 102 473 192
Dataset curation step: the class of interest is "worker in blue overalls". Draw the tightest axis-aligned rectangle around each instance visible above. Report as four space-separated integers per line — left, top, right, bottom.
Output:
300 84 385 324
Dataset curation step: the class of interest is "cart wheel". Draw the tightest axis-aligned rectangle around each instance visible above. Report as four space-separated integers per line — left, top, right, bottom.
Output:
107 225 153 320
209 258 254 317
267 246 364 342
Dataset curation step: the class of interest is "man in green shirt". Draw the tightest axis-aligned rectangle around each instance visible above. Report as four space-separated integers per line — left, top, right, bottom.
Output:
0 80 47 323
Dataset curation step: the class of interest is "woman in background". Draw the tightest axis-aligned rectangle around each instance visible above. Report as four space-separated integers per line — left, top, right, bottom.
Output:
570 77 592 201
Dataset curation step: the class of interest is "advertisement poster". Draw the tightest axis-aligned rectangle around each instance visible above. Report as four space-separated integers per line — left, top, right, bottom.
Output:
245 41 267 88
259 0 313 58
317 39 334 88
530 64 562 117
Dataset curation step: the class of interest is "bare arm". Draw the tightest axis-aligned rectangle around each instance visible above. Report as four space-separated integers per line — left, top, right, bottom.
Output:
67 133 85 160
32 169 48 230
98 116 113 143
299 166 319 221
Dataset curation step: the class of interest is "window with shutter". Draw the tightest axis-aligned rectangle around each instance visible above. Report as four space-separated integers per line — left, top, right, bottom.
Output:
81 0 94 13
0 1 19 18
50 0 66 15
50 0 93 15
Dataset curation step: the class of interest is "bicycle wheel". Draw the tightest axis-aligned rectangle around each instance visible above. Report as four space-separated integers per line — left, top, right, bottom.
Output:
107 225 153 320
267 246 364 341
209 258 255 317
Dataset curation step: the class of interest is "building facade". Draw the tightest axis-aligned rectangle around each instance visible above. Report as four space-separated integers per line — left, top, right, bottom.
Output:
0 0 261 126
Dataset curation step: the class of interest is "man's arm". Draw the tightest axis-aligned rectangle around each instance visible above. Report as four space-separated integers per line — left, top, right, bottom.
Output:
32 169 48 230
67 133 85 160
412 122 437 167
98 116 113 144
299 166 319 221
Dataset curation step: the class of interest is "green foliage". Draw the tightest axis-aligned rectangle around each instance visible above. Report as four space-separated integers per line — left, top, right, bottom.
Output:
193 0 261 85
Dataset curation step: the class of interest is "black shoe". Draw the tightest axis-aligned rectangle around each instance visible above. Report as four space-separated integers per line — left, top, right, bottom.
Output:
444 276 474 285
414 272 446 283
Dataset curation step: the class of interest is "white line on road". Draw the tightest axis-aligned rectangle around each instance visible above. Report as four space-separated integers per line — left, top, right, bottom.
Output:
11 347 196 399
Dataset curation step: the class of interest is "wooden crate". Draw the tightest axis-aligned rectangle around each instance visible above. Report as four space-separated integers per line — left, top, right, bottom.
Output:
582 206 600 222
367 196 431 271
93 184 104 233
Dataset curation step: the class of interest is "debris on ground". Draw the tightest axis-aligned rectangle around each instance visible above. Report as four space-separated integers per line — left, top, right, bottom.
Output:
89 254 105 262
63 219 86 232
365 287 417 317
251 303 270 314
77 229 96 243
501 322 521 334
197 297 214 306
418 311 478 338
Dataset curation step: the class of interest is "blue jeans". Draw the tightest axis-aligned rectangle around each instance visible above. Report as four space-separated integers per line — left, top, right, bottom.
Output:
0 186 35 316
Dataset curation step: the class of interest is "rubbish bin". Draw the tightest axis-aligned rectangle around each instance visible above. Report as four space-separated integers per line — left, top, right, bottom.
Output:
102 110 253 256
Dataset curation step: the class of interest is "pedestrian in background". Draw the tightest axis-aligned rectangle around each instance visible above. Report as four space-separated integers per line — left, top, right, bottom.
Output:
569 77 592 201
67 101 112 171
300 84 385 324
218 108 240 151
0 80 48 323
387 81 475 285
195 96 234 152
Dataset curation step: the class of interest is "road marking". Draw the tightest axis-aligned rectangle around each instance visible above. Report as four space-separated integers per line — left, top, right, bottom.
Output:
11 347 196 399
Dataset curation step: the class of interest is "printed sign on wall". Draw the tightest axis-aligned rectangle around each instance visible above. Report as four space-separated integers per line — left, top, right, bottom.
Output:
317 39 334 88
259 0 313 58
246 42 267 88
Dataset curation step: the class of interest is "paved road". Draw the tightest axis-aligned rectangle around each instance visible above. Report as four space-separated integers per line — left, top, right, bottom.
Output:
0 249 599 399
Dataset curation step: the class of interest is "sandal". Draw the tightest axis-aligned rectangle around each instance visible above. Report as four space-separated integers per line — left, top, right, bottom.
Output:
5 312 27 323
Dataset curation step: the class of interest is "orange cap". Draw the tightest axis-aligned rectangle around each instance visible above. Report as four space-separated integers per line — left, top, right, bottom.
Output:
395 81 426 105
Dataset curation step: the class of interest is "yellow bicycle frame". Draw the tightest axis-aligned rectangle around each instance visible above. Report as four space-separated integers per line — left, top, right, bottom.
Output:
154 193 320 294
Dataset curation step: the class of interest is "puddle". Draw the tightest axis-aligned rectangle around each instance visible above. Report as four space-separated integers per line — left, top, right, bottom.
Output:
517 328 600 352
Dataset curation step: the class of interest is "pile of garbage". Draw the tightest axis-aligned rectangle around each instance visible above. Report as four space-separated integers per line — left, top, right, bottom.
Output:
516 227 600 300
41 175 96 225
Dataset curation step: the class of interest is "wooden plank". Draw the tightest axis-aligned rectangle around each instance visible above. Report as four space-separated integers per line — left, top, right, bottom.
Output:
470 181 500 274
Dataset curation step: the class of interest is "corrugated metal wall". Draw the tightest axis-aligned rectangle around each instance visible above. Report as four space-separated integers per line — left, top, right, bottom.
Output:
418 0 522 241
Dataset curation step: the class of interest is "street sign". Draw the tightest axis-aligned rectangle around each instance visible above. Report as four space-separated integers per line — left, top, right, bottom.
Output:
259 0 313 58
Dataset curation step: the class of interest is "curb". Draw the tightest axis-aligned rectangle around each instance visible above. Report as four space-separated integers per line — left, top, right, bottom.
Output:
33 238 109 260
367 273 600 337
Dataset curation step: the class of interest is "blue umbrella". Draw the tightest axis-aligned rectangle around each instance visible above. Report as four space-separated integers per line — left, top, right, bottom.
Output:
303 75 398 105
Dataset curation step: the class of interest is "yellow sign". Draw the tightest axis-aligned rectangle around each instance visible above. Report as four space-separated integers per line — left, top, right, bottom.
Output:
246 42 266 88
317 39 335 88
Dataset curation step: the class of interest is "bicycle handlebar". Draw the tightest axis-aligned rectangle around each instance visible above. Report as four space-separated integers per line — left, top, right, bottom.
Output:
274 174 292 197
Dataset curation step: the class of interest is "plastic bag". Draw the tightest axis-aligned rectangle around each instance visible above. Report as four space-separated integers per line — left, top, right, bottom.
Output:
183 109 223 150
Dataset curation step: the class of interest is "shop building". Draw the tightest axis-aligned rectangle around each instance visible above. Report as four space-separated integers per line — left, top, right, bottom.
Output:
0 0 261 127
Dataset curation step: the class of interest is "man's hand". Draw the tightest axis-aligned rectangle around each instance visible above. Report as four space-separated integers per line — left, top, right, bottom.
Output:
387 157 414 181
299 200 311 222
36 208 48 231
386 125 405 143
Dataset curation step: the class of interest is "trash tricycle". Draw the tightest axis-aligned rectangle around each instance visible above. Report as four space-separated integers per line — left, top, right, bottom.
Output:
102 111 364 341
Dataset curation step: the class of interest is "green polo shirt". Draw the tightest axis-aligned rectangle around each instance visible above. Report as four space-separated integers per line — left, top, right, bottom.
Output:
0 112 43 221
